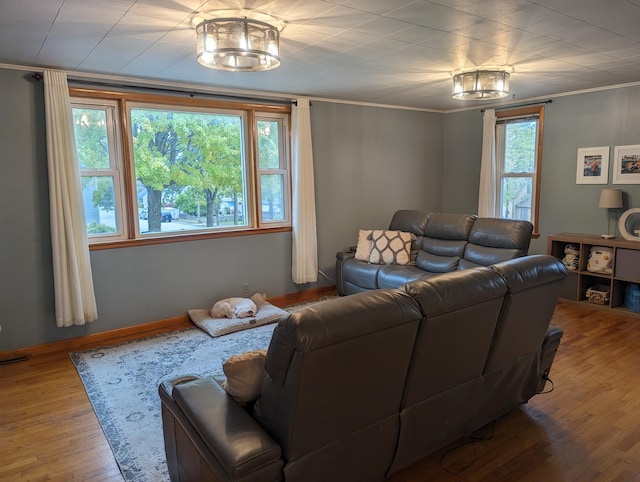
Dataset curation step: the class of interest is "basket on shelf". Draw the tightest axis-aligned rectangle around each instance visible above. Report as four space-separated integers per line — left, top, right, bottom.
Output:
586 284 610 305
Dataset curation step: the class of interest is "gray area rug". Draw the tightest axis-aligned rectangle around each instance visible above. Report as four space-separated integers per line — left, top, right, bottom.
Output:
71 322 277 482
70 296 336 482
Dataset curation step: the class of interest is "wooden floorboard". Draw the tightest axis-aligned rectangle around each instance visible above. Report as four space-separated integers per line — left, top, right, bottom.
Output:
1 300 640 481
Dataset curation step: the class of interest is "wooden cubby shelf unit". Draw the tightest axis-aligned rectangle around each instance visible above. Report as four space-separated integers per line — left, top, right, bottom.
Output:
547 233 640 317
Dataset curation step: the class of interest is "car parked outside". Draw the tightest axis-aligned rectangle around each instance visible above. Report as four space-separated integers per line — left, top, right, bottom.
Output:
139 209 171 222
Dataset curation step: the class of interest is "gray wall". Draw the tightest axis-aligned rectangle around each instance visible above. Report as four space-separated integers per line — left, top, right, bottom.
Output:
441 87 640 255
442 109 483 214
312 101 444 259
6 64 640 353
0 70 443 351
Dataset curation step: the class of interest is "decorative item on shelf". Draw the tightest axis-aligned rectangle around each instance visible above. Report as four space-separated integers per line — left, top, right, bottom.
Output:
618 208 640 242
452 69 510 100
586 246 613 273
586 284 610 305
598 188 623 238
561 244 580 271
194 13 282 72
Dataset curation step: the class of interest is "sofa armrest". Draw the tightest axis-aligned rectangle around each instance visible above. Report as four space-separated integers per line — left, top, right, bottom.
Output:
336 249 356 260
336 250 357 295
159 376 283 482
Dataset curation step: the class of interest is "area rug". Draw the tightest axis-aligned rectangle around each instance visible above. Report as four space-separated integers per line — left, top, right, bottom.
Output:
70 296 335 482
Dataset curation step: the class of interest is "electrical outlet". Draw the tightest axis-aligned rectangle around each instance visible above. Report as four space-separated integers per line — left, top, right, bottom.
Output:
242 283 250 296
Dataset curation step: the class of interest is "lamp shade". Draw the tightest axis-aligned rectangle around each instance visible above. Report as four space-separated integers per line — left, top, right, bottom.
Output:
599 188 623 209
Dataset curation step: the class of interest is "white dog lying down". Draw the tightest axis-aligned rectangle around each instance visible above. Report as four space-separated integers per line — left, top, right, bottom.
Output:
209 293 266 319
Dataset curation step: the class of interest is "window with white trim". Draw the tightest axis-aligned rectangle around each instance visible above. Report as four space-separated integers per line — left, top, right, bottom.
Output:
257 114 289 223
72 99 126 241
495 106 544 236
70 90 291 246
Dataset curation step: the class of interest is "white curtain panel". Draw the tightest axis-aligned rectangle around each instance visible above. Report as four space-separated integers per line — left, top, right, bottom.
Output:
291 97 318 283
478 108 497 217
43 70 98 326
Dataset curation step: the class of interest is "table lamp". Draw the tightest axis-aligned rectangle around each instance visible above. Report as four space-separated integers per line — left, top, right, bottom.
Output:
599 188 623 239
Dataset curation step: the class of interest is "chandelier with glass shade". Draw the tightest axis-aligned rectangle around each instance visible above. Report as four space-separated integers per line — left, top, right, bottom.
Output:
195 16 281 72
452 69 510 100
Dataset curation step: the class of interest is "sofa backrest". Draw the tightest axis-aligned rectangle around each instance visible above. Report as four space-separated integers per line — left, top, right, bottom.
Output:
417 213 476 273
459 217 533 269
485 254 567 373
254 289 422 482
476 254 567 425
400 267 508 405
389 266 509 471
389 210 532 273
388 209 430 263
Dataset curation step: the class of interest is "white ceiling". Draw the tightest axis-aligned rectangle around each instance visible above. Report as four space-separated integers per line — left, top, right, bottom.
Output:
2 0 640 111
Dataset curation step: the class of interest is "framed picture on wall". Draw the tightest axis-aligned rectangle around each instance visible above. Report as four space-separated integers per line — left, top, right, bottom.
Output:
613 145 640 184
576 146 609 184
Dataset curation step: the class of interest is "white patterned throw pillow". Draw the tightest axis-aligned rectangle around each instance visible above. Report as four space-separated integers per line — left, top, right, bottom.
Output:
368 230 413 265
354 229 374 261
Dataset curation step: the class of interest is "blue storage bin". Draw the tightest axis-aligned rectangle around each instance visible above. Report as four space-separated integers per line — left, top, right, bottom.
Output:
624 283 640 313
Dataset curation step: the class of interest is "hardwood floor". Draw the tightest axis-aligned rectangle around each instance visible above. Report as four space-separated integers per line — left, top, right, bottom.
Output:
2 300 640 481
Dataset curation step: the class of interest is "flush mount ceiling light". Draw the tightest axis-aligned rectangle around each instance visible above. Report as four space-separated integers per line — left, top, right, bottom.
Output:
452 69 510 100
195 16 281 72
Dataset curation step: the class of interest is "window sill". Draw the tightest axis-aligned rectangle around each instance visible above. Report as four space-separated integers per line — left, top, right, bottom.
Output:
89 226 292 251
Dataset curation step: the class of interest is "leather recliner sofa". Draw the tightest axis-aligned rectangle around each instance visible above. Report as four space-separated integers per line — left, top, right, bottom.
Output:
159 254 566 482
336 210 534 295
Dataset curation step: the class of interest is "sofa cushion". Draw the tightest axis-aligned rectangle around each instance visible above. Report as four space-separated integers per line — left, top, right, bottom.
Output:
457 258 482 270
354 229 374 261
415 251 460 273
377 265 432 289
424 213 477 239
464 244 524 267
222 349 268 404
341 259 381 289
463 218 532 266
368 230 413 265
420 236 467 256
467 217 532 250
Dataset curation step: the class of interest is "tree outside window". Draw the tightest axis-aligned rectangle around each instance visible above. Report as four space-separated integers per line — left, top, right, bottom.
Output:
72 102 123 238
129 107 245 234
70 90 291 245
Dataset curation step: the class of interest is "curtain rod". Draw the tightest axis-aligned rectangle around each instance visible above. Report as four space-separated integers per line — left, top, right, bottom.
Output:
31 72 293 106
482 99 553 112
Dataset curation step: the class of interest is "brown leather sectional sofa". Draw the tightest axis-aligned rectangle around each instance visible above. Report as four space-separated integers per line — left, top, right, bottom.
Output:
159 254 567 482
337 210 534 295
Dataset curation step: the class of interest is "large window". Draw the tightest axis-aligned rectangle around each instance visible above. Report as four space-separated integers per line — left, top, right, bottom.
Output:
495 106 544 236
70 89 291 247
73 99 125 241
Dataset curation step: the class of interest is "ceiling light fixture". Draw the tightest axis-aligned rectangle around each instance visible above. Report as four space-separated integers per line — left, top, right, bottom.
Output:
195 17 281 72
452 69 510 100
